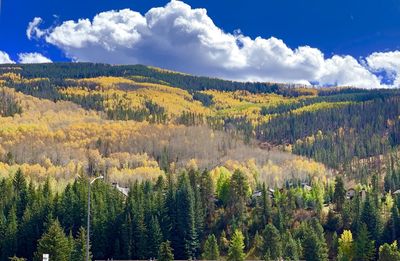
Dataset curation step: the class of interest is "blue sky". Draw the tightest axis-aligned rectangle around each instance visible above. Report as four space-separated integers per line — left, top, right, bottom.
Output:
1 0 400 88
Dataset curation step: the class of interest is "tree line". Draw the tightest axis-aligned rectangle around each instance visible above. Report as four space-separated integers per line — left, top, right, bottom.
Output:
2 167 400 260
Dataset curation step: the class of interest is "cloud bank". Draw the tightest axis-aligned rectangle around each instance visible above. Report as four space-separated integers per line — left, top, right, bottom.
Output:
26 1 400 88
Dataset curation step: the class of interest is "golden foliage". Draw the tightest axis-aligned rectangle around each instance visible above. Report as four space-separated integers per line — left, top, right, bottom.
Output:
62 77 211 118
0 79 332 188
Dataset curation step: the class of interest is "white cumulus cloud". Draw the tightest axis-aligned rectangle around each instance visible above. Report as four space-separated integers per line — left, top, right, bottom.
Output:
27 0 397 88
367 51 400 87
18 52 52 64
318 55 382 88
0 51 15 64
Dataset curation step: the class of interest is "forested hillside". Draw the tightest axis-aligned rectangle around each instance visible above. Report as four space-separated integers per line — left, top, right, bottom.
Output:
2 63 400 174
1 63 400 260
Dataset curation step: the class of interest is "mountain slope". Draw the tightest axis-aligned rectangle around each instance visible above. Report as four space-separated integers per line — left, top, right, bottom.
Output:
1 63 400 179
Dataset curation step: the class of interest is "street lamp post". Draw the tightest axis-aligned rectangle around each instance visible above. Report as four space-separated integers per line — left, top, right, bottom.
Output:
87 175 104 261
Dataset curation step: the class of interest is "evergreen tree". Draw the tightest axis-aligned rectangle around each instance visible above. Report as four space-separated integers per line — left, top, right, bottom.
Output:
13 169 28 221
120 213 133 258
325 209 343 232
354 223 375 261
199 170 215 229
162 173 175 242
147 216 163 259
390 205 400 240
132 204 147 259
382 206 397 244
71 227 91 261
202 234 220 260
13 168 27 192
331 232 339 259
371 174 380 207
174 174 198 259
2 207 18 260
228 230 246 261
262 223 282 260
0 211 5 258
67 231 74 260
160 147 170 173
34 219 72 261
228 170 249 223
273 208 285 232
158 241 174 261
191 171 205 245
360 195 381 242
261 183 272 226
251 231 264 259
301 221 329 261
333 176 346 212
282 232 300 261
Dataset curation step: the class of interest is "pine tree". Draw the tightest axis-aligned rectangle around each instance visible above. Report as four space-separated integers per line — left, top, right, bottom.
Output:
273 208 285 232
360 195 381 242
2 207 18 260
354 223 375 261
262 224 282 260
371 174 380 207
282 232 300 261
199 170 215 229
13 169 28 221
331 232 339 259
175 174 198 259
163 173 176 243
71 227 91 261
132 204 147 260
391 205 400 240
160 147 170 173
302 230 328 261
158 241 174 261
202 234 220 260
191 171 205 245
252 231 264 259
0 210 5 258
228 170 249 223
120 213 133 258
18 198 49 261
147 216 163 259
325 209 342 232
333 176 346 212
13 168 27 192
34 219 72 261
228 230 245 261
301 221 329 261
261 183 272 226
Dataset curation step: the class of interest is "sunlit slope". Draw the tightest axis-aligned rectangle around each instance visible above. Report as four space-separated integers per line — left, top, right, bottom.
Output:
61 76 211 118
0 87 330 188
0 69 352 124
1 63 400 177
